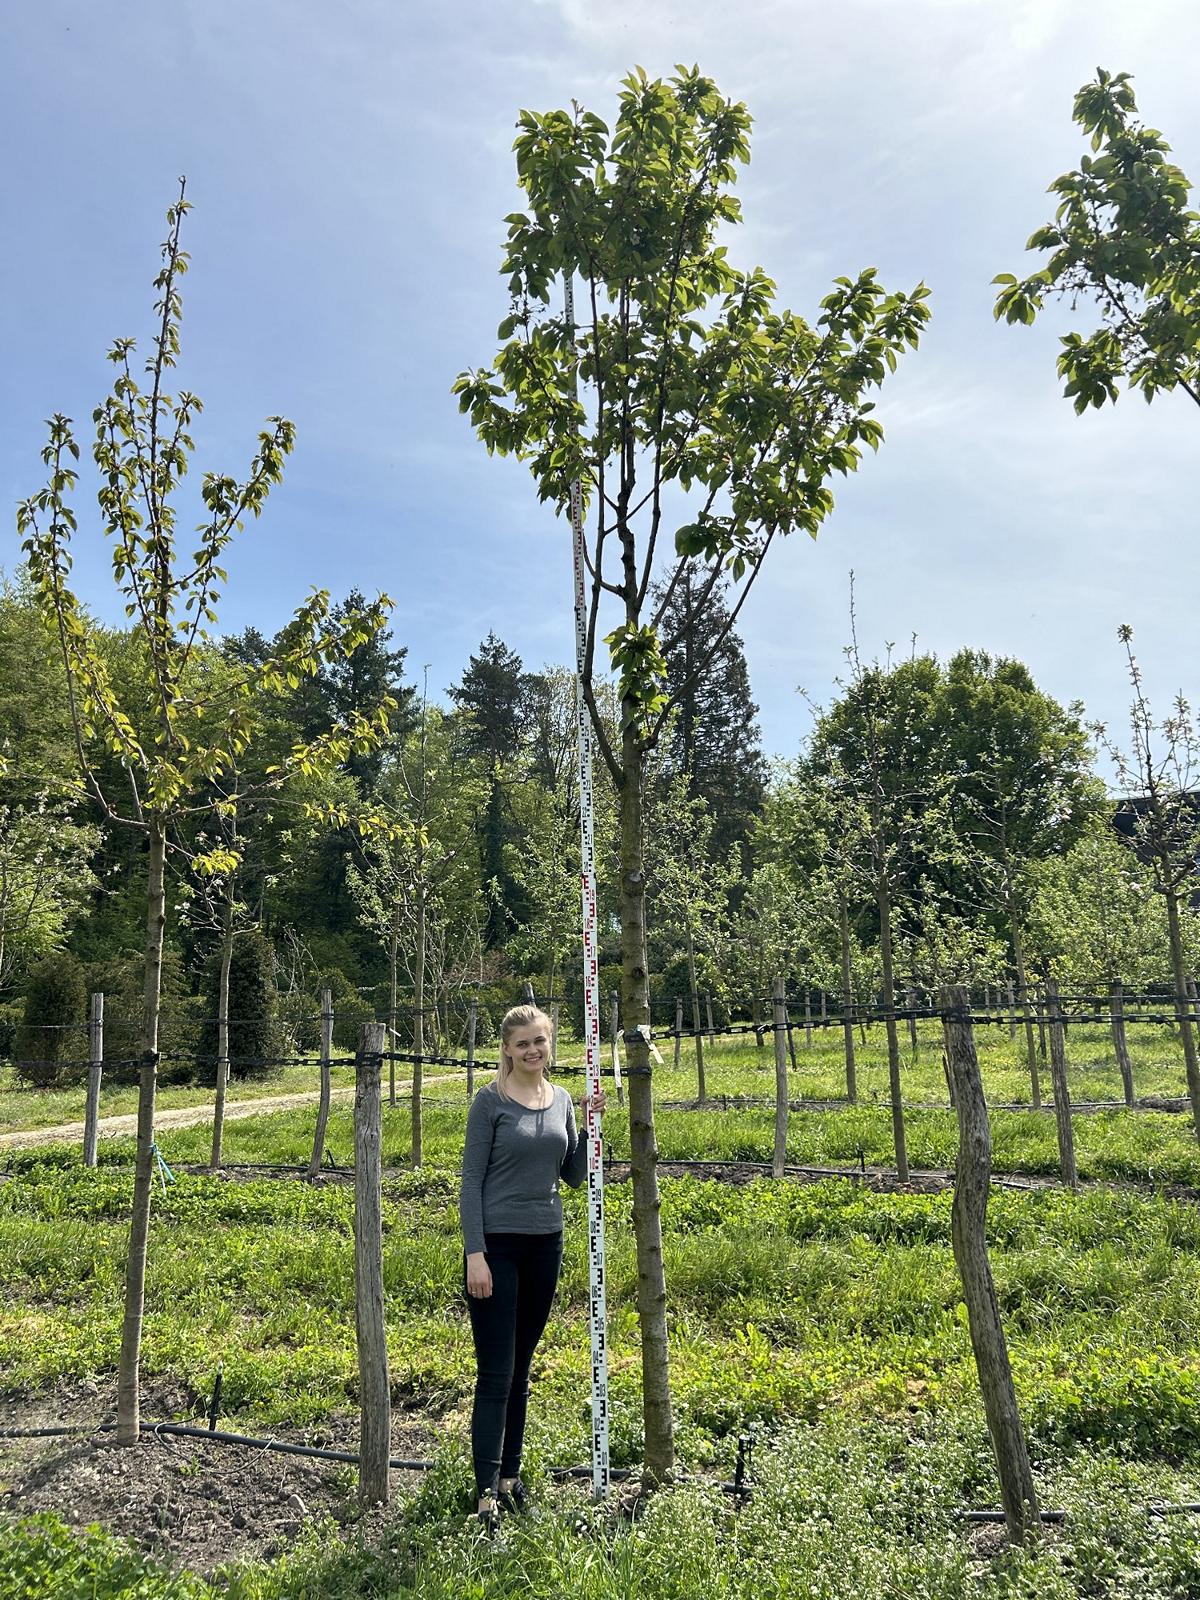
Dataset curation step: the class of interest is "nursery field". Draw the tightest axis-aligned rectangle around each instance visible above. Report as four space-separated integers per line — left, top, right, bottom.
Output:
3 1025 1200 1598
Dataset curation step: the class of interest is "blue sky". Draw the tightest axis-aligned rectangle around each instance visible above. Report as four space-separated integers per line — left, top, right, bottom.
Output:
3 0 1197 762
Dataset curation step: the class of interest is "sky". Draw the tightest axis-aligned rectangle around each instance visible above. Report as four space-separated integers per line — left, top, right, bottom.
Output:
3 0 1197 766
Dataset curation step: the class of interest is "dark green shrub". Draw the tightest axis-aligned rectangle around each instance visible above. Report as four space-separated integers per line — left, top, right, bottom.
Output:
87 948 199 1084
197 931 280 1080
13 952 87 1087
0 998 23 1059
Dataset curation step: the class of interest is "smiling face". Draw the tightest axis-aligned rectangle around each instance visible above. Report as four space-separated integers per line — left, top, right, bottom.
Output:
504 1022 550 1075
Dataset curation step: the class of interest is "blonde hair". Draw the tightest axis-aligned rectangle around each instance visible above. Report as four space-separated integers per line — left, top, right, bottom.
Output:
496 1004 554 1100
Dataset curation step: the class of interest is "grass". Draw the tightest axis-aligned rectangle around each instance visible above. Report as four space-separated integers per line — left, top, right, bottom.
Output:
3 1023 1200 1595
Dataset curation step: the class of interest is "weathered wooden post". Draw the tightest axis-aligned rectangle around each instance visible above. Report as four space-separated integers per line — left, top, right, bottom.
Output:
906 986 919 1062
355 1021 390 1506
673 995 683 1072
1044 978 1078 1190
942 986 1041 1545
1109 980 1134 1107
308 987 334 1180
610 991 624 1107
803 988 813 1049
690 987 706 1103
786 1001 798 1071
210 972 232 1172
752 992 765 1049
1006 979 1018 1042
705 993 715 1040
83 993 104 1168
466 997 478 1098
840 986 857 1104
772 977 789 1179
549 999 561 1068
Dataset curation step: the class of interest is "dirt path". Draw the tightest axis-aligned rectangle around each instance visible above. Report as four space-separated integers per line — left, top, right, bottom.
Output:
0 1076 462 1153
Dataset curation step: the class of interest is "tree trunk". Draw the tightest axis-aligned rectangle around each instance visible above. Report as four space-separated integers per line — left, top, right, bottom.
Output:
619 740 674 1485
1006 978 1018 1042
210 899 234 1172
1109 979 1134 1107
355 1022 390 1506
877 870 909 1183
1164 882 1200 1141
673 994 683 1071
772 976 789 1177
1010 915 1041 1108
388 917 399 1107
838 895 857 1103
116 817 167 1443
412 893 426 1166
942 985 1041 1546
686 928 705 1103
1044 977 1077 1189
308 986 334 1179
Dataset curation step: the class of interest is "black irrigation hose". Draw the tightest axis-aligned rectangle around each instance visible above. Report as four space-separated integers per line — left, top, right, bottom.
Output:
0 1419 433 1470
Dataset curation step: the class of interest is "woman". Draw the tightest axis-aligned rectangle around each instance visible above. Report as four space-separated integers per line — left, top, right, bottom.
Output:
459 1002 604 1529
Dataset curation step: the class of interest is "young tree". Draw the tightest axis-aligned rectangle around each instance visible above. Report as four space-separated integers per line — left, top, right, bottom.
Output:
995 68 1200 414
1101 626 1200 1135
810 651 952 1179
643 772 739 1101
936 651 1094 1106
349 696 485 1157
455 67 930 1479
18 184 394 1444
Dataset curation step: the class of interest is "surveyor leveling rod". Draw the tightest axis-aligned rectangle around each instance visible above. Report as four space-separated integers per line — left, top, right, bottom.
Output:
564 271 610 1499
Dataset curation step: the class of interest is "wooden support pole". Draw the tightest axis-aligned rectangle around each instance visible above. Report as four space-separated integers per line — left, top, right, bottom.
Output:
941 986 1041 1546
691 987 706 1103
803 988 813 1049
308 988 334 1180
1006 979 1018 1042
906 987 919 1062
705 993 715 1040
1045 978 1078 1190
355 1021 390 1506
1109 980 1134 1108
772 976 789 1178
83 993 104 1168
674 995 683 1072
466 998 477 1098
610 990 624 1107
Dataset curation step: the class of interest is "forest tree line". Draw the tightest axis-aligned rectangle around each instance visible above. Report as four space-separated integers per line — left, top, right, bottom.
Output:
3 559 1197 1080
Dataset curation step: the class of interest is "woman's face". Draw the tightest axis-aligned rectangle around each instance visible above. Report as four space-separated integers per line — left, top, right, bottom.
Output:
505 1023 550 1074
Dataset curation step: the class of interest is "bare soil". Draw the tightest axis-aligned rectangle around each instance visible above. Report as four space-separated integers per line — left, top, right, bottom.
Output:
0 1378 437 1577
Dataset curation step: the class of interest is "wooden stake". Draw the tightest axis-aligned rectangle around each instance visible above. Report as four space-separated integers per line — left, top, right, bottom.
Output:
942 986 1041 1546
83 993 104 1168
610 991 624 1107
466 998 477 1098
772 977 789 1178
674 995 683 1072
1045 978 1077 1190
1109 980 1134 1107
355 1021 390 1506
308 988 333 1180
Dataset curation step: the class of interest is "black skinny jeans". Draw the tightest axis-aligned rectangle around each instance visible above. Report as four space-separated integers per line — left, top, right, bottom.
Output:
466 1230 563 1497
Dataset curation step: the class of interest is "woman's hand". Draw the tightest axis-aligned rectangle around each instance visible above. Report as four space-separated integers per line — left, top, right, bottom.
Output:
578 1088 607 1117
466 1252 493 1299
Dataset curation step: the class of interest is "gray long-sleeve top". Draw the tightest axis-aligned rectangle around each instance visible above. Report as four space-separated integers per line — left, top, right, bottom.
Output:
459 1079 588 1255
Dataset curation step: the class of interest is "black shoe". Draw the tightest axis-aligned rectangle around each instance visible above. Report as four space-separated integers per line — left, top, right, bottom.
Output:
497 1480 528 1516
473 1498 501 1537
